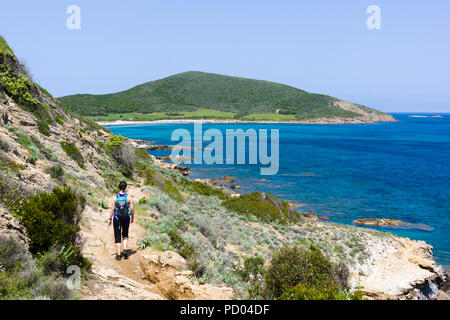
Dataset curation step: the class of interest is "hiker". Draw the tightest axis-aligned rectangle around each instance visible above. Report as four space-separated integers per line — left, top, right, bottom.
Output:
108 181 135 261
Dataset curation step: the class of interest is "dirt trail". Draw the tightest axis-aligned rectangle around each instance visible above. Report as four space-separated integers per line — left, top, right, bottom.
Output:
79 187 165 300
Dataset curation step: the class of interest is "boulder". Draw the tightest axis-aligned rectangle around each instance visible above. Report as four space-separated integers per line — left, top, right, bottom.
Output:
301 212 318 221
353 218 403 226
138 248 233 300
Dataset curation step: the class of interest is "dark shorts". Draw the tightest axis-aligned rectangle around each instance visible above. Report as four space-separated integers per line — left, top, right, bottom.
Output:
113 216 130 244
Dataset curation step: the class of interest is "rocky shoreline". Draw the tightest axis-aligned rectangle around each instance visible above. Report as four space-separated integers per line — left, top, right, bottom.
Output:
145 145 447 300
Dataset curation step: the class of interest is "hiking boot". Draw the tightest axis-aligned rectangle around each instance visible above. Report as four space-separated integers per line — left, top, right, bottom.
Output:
122 250 129 259
115 254 122 261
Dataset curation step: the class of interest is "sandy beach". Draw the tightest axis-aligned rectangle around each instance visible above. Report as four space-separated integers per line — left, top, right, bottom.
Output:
99 117 396 126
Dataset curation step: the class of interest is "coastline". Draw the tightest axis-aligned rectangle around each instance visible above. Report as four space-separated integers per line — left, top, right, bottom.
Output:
99 117 398 126
148 154 448 299
106 116 448 299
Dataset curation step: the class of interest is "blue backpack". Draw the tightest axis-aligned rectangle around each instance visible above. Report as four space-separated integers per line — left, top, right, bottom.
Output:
115 193 130 219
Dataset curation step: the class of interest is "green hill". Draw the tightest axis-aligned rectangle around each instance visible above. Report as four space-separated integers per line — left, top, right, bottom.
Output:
59 71 394 122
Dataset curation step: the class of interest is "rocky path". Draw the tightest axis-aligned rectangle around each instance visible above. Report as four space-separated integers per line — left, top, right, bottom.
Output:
79 187 165 300
78 186 234 300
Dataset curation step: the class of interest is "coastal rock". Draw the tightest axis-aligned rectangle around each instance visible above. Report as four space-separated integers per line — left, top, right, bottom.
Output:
221 175 236 183
230 184 241 190
301 213 319 221
355 237 447 299
176 165 191 176
353 218 403 227
139 248 233 300
210 176 237 185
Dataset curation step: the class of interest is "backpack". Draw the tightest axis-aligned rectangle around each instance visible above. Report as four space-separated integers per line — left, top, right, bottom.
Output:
115 193 130 219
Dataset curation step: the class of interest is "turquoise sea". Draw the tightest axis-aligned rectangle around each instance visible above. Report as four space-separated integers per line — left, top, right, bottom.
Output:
107 113 450 266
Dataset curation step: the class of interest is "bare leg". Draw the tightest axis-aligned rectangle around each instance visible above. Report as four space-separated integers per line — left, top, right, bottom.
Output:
123 237 128 251
115 243 121 256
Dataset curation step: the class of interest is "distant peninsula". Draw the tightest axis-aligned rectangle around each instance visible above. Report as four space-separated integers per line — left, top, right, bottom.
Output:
59 71 396 124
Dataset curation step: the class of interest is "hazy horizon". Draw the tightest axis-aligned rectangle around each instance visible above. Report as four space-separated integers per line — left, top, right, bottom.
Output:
1 1 449 113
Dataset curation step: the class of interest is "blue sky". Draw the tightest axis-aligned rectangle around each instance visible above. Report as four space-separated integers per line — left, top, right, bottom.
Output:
1 0 449 112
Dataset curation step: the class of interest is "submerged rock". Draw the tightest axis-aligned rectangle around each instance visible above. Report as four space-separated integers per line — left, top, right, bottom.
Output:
353 218 434 231
353 218 403 226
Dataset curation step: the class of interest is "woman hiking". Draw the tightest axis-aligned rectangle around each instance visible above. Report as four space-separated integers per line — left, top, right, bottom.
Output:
108 181 135 261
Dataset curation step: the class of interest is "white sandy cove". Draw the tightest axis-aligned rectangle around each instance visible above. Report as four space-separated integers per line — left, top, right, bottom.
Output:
98 118 380 126
98 119 245 126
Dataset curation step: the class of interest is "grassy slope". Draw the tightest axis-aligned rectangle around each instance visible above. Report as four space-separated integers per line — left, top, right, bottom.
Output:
60 71 373 120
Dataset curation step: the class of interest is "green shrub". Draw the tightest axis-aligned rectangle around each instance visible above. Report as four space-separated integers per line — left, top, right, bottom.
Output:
281 282 346 300
238 255 265 282
0 235 73 300
106 135 136 174
60 141 85 169
54 114 65 125
0 235 33 273
0 173 30 216
179 177 229 200
18 186 90 269
250 245 359 300
138 197 147 204
45 164 64 180
222 192 299 224
142 167 183 202
135 148 153 169
105 135 128 152
168 230 195 260
0 66 53 136
37 120 50 136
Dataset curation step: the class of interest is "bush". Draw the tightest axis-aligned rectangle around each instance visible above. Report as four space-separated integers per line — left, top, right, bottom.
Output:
250 245 359 300
0 235 33 273
168 230 195 260
37 120 50 136
0 235 73 300
105 135 127 151
32 273 72 300
138 197 147 205
45 163 64 180
54 114 65 125
142 168 183 202
179 177 229 200
280 282 347 300
18 186 90 269
106 135 136 176
238 255 265 282
222 192 300 224
60 141 85 169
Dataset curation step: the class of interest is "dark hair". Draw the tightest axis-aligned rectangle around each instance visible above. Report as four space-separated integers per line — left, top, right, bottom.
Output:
118 181 127 192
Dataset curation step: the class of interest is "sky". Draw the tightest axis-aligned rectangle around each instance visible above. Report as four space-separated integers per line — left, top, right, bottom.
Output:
0 0 449 113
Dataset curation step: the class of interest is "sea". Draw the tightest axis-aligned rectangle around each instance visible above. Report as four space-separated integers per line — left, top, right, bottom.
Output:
107 113 450 266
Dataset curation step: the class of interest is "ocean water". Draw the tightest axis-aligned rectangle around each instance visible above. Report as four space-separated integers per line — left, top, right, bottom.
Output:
107 113 450 266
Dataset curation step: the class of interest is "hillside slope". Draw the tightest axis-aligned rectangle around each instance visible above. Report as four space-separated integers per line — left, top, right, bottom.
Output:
59 71 395 123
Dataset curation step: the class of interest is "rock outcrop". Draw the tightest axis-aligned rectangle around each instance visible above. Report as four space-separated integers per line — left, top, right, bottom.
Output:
139 248 234 300
0 203 30 250
353 218 403 227
354 237 446 299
